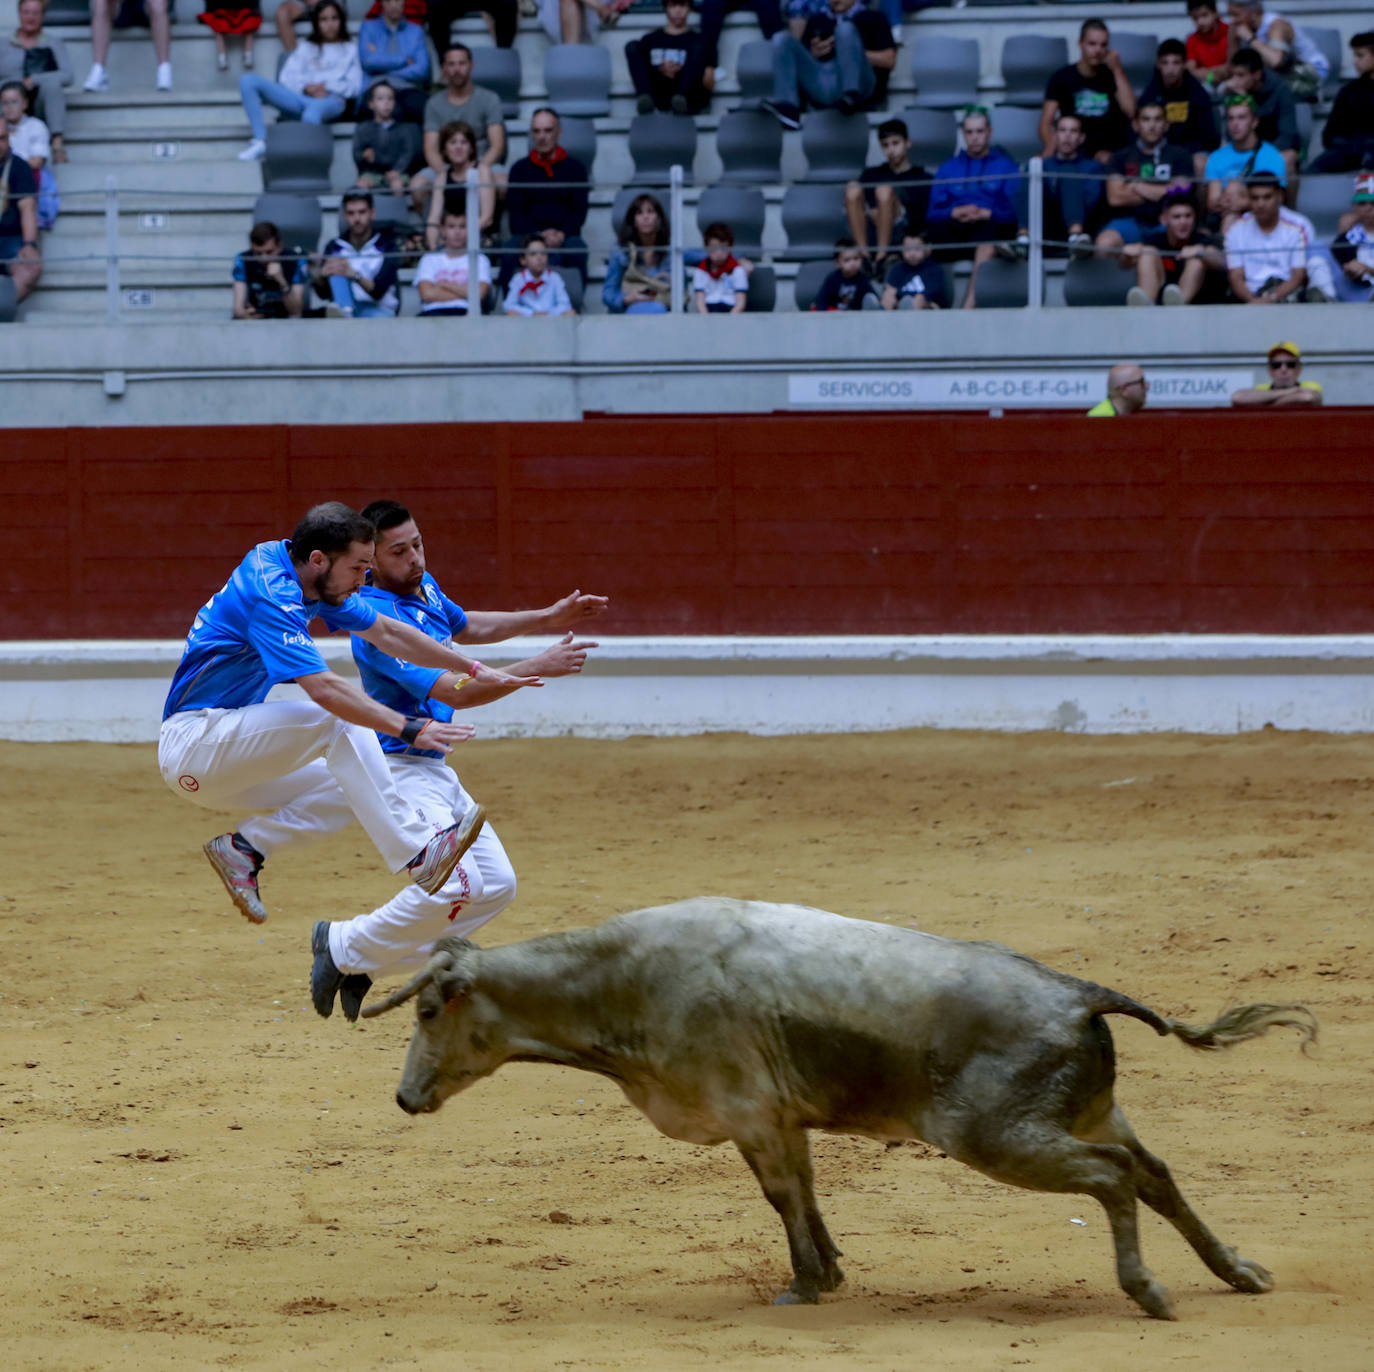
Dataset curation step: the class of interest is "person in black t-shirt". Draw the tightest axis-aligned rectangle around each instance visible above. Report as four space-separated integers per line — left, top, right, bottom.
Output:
1094 102 1196 255
845 117 930 264
811 236 879 309
232 221 308 318
626 0 712 116
1139 38 1218 177
1309 33 1374 174
0 120 41 301
881 229 947 309
1121 191 1227 304
1039 18 1136 163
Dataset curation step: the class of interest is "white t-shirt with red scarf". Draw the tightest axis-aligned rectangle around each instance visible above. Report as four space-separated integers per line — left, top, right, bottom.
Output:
691 255 747 308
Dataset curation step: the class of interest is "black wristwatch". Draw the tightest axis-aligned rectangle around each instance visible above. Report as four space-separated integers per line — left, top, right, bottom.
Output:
399 717 426 745
22 239 38 249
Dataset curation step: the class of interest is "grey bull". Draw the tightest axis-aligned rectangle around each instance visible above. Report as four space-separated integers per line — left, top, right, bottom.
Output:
363 897 1317 1317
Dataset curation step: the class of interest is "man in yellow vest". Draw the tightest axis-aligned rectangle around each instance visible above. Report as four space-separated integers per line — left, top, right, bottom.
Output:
1230 341 1324 406
1087 362 1149 415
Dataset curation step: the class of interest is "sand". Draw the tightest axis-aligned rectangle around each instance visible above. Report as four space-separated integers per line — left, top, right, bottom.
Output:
1 729 1370 1371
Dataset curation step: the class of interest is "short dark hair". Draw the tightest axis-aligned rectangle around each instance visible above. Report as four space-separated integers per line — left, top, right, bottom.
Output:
441 207 467 223
443 41 472 60
0 79 24 100
1137 100 1166 119
1080 18 1108 40
342 188 374 209
1231 46 1264 73
834 236 859 252
1157 37 1187 59
1352 31 1374 49
290 503 375 562
1245 170 1282 190
1186 0 1217 12
249 220 281 246
1161 189 1196 213
366 79 396 107
703 221 734 244
523 232 548 249
877 118 909 141
1054 111 1083 130
359 500 412 535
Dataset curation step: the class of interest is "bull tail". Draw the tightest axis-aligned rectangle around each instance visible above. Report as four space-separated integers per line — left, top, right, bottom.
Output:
1096 991 1319 1056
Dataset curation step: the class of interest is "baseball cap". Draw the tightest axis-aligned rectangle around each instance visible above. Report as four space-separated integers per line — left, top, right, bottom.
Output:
1267 341 1301 360
1354 173 1374 204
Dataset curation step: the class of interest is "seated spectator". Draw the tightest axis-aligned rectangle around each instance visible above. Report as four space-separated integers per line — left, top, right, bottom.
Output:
426 0 518 53
536 0 631 47
84 0 172 92
505 234 575 316
1204 95 1286 220
1226 1 1327 102
422 46 505 176
1095 103 1194 256
761 0 895 129
3 0 73 162
236 0 359 162
199 0 259 74
1140 38 1218 177
1219 175 1338 296
311 188 400 317
1086 363 1148 416
692 222 748 313
0 116 39 301
2 78 56 227
1309 33 1374 174
1122 191 1226 304
603 191 701 313
1042 112 1105 254
232 220 307 318
881 229 947 309
1225 171 1306 301
1228 47 1299 187
845 118 931 265
811 236 879 310
1038 19 1136 165
700 0 782 71
357 0 429 123
352 81 421 193
1186 0 1230 87
1331 172 1374 300
628 0 711 116
1231 340 1322 404
415 207 492 315
925 107 1020 311
502 107 589 289
416 120 495 243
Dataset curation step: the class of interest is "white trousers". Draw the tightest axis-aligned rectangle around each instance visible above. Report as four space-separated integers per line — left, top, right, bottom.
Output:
158 702 436 873
240 752 517 978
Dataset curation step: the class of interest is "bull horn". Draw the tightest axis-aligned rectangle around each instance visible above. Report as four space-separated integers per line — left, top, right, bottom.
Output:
359 948 452 1019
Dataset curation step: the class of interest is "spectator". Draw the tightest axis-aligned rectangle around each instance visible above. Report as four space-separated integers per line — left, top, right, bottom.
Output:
2 0 73 163
692 221 748 312
1226 1 1328 101
352 80 422 192
1228 47 1299 187
312 188 400 317
603 192 691 313
1204 95 1286 220
1225 170 1306 302
236 0 359 162
232 221 307 318
505 234 576 316
811 236 879 310
845 117 931 265
198 0 259 74
0 116 39 301
357 0 429 123
502 107 589 289
1309 33 1374 174
881 228 947 309
925 107 1020 311
1185 0 1230 86
699 0 781 71
1139 37 1218 177
536 0 632 47
1 78 55 227
427 0 518 54
1095 102 1195 257
1231 340 1323 404
761 0 895 129
423 45 505 176
1086 363 1148 416
1330 172 1374 300
1123 191 1226 304
1221 174 1339 296
627 0 711 116
84 0 172 92
417 121 494 243
1042 112 1105 255
415 207 492 316
1039 19 1136 164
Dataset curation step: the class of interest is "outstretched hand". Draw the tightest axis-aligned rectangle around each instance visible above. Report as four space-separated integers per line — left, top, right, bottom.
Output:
547 589 610 628
415 720 477 753
472 661 544 689
530 632 599 677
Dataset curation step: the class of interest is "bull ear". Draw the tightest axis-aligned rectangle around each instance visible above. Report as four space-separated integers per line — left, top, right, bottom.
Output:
437 965 474 1006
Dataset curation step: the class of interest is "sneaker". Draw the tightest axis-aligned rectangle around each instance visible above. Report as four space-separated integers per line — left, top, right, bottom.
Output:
760 98 801 131
339 973 373 1023
1068 231 1092 259
203 832 268 924
405 804 487 895
1126 285 1154 307
216 50 228 71
82 64 109 93
243 47 254 70
310 920 343 1018
323 303 353 318
1161 283 1186 306
636 94 654 115
670 93 689 116
156 61 173 91
237 138 266 161
1306 285 1333 303
836 92 861 116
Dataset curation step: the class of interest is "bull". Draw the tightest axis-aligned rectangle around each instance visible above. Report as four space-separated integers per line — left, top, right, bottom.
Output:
362 897 1316 1318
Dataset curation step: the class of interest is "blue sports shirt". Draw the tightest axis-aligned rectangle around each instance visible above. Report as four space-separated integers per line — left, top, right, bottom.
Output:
352 572 469 759
162 540 377 720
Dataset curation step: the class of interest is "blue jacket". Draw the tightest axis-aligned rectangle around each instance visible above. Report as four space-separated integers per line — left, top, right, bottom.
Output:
357 17 429 90
927 147 1021 224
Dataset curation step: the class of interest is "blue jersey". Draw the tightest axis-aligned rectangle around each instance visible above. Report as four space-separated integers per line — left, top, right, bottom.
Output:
162 540 376 720
352 572 469 759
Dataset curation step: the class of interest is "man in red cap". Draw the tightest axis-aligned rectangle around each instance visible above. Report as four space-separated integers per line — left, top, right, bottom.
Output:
1230 341 1323 406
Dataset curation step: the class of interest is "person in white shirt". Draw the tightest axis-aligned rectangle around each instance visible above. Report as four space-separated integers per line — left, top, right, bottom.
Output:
1225 171 1307 302
312 189 401 317
1226 176 1338 300
504 234 574 316
2 79 56 228
692 222 748 314
237 0 361 161
415 208 492 316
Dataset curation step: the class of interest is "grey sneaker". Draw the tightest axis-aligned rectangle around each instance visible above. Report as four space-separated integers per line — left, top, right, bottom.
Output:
1161 283 1186 305
204 832 268 923
1126 285 1154 307
405 804 486 896
311 920 344 1019
340 974 373 1023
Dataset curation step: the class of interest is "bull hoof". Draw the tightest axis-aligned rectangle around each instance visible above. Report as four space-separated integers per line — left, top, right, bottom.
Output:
818 1264 846 1292
1130 1279 1176 1321
1226 1256 1274 1294
773 1285 820 1306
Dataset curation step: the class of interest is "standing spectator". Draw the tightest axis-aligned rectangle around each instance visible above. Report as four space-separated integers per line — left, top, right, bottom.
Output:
1309 33 1374 174
232 221 307 318
415 207 492 316
1094 103 1195 257
426 0 518 53
357 0 429 123
1226 1 1328 101
423 45 506 175
1231 341 1323 404
1038 19 1136 164
1139 37 1218 177
881 228 947 309
699 0 781 71
1204 95 1286 219
761 0 895 129
236 0 359 162
627 0 711 116
1228 47 1299 187
603 192 690 313
2 0 73 163
0 118 40 301
1086 363 1148 415
1330 172 1374 300
502 107 589 289
1225 170 1306 302
199 0 259 74
1186 0 1230 86
1123 191 1226 304
811 236 879 310
416 121 494 241
505 234 576 316
84 0 172 91
1042 112 1105 254
692 221 748 312
1 78 55 227
353 80 421 192
925 107 1020 310
312 188 400 317
845 117 931 265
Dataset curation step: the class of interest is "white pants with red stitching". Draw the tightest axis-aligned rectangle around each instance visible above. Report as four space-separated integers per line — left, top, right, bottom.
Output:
239 752 516 977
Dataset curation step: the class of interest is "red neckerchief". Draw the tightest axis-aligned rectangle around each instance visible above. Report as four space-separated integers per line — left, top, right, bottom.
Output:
528 146 567 178
518 272 547 295
703 254 740 280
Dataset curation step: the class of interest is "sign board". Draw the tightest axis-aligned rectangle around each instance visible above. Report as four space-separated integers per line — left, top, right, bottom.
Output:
123 290 155 309
138 212 169 231
152 141 180 159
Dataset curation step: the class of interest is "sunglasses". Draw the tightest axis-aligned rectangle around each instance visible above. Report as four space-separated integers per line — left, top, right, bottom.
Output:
1268 358 1298 369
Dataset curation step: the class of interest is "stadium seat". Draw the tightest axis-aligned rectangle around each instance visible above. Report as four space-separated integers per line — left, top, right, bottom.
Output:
1297 175 1356 240
365 193 414 237
909 37 980 110
562 265 586 314
715 110 783 185
1110 32 1159 94
800 109 870 183
41 0 89 20
733 40 774 111
252 192 323 257
1304 25 1344 101
893 108 957 170
560 117 598 177
696 185 766 257
628 112 698 186
792 259 833 312
745 264 777 312
262 122 334 193
472 46 523 121
544 45 612 118
780 183 849 258
1000 35 1068 107
1295 102 1314 161
972 257 1030 308
0 274 17 323
1063 256 1130 307
987 106 1042 167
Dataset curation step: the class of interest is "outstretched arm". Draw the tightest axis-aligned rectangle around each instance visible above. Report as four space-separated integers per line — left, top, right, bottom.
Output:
297 669 475 752
428 633 599 710
458 589 610 644
355 616 543 689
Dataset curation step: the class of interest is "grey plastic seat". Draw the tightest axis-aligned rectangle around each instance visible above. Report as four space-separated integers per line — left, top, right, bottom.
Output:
792 259 834 311
472 46 523 121
263 122 334 193
364 193 413 237
733 40 775 111
0 274 18 324
800 109 870 183
696 185 766 257
559 117 598 176
745 264 776 312
781 183 849 259
544 45 612 118
41 0 89 20
1295 102 1314 160
987 105 1042 168
561 265 585 313
893 108 957 171
1304 26 1344 101
715 110 783 185
1297 175 1355 239
909 37 980 110
1063 256 1130 307
1000 35 1068 107
252 192 323 256
1110 33 1159 93
971 257 1029 308
628 112 698 185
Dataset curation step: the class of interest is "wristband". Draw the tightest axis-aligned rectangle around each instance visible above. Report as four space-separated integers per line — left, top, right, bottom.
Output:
467 660 483 676
399 716 426 745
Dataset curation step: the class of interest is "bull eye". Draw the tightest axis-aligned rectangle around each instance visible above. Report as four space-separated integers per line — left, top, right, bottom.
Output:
418 1006 437 1022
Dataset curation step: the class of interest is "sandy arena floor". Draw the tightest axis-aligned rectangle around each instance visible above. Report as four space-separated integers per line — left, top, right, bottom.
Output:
1 730 1371 1371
